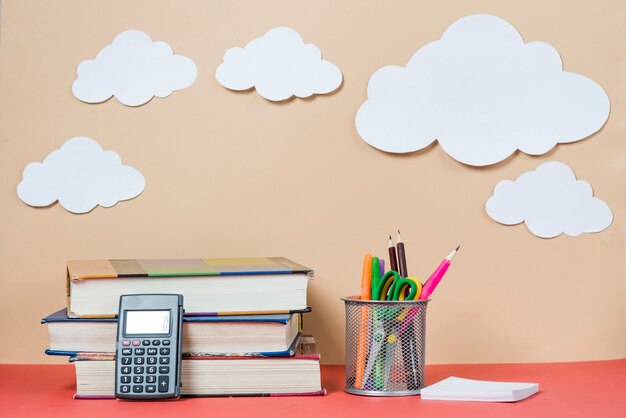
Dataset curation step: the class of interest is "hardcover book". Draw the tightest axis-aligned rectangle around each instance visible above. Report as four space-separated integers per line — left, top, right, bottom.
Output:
66 257 313 318
42 308 304 356
71 336 325 398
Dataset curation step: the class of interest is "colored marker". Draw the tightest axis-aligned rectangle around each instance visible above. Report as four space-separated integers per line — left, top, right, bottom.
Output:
361 254 373 301
371 256 381 295
355 254 373 389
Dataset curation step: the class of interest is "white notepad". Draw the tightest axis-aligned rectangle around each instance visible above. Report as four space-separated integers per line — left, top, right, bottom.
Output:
420 377 539 402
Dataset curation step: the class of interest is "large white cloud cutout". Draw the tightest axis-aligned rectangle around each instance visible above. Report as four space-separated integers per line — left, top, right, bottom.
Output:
72 30 198 107
355 14 610 166
17 137 145 214
486 161 613 238
215 26 343 102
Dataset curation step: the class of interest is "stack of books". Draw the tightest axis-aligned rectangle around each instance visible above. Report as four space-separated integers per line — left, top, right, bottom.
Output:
42 257 325 398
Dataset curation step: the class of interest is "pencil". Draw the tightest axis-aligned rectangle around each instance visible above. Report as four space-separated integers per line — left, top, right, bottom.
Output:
396 231 413 387
420 245 460 300
388 235 398 272
399 245 461 335
397 230 408 278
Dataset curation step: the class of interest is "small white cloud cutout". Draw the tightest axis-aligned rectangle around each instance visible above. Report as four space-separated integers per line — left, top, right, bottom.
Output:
486 161 613 238
72 30 198 107
356 14 610 166
17 137 145 214
215 26 343 101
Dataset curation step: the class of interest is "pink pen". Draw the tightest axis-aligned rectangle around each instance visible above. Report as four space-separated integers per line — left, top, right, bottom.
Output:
420 246 460 300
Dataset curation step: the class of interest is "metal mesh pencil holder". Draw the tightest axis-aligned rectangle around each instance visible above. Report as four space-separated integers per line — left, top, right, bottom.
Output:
342 296 429 396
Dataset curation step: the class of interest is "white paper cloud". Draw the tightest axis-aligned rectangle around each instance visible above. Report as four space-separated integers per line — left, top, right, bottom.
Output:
215 26 343 101
486 161 613 238
72 30 198 106
356 14 610 166
17 137 145 214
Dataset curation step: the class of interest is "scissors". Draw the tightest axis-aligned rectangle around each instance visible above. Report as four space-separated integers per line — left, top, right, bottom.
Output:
372 270 421 302
362 271 422 388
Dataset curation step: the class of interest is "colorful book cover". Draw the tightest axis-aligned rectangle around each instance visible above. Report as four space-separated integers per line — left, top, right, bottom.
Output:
67 257 313 281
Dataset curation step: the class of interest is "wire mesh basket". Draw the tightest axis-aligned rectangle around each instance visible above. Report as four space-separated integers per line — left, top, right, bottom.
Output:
342 296 429 396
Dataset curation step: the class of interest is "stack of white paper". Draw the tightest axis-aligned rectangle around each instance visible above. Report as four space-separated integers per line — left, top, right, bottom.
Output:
421 377 539 402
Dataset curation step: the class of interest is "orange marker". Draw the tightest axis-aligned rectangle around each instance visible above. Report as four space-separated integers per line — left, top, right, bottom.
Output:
355 254 372 389
361 254 373 301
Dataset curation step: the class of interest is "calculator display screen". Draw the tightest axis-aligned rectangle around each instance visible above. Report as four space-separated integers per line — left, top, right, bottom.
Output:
124 310 171 335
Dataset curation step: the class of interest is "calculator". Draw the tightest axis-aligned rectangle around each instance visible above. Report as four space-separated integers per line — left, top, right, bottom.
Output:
115 294 184 400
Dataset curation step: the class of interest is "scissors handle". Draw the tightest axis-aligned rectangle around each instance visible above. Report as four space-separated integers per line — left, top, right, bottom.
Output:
372 270 399 300
393 277 422 301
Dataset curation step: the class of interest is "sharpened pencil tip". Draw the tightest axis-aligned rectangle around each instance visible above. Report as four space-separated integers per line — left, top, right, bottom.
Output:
446 246 460 262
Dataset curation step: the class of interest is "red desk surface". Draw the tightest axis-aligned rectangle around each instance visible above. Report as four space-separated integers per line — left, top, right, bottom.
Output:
1 360 625 418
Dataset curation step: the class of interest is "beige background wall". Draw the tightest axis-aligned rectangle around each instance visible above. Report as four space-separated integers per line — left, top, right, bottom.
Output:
1 0 624 364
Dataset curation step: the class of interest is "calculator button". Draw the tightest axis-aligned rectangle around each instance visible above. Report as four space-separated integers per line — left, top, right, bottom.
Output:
146 385 156 393
159 357 170 364
147 357 157 365
147 366 157 374
133 385 144 393
121 366 131 374
121 348 132 356
121 357 132 365
134 366 144 374
134 357 145 365
120 385 130 393
160 347 170 355
122 340 131 346
158 376 169 393
159 366 169 374
121 376 131 384
162 340 170 346
133 375 144 384
152 340 161 346
147 375 156 384
147 348 158 356
132 340 141 346
134 348 145 355
142 340 151 346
